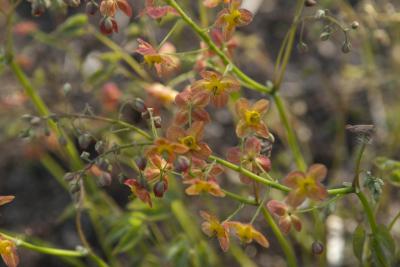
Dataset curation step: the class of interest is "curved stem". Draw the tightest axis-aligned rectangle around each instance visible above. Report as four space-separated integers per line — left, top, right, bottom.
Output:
388 210 400 231
261 208 298 267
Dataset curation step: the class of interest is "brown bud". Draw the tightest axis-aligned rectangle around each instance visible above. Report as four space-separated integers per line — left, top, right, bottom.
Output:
351 21 359 30
31 0 46 17
97 172 112 187
153 179 168 198
85 1 98 15
305 0 317 7
133 98 147 113
312 241 324 255
135 157 147 171
175 156 190 173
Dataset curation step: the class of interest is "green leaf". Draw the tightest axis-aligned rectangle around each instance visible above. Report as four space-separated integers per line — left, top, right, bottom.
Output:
371 224 396 267
353 224 366 262
54 14 88 37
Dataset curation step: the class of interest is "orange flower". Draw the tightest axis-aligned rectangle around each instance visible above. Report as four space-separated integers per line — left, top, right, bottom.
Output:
145 83 178 107
200 211 230 251
235 98 269 138
183 158 224 182
174 87 210 125
215 0 253 40
167 122 212 159
226 222 269 248
184 178 225 197
192 71 240 108
141 0 178 19
102 82 122 112
282 164 328 207
0 196 14 207
144 154 172 181
267 200 302 234
0 235 19 267
146 138 189 162
99 0 132 17
227 137 271 184
136 39 178 77
124 178 152 207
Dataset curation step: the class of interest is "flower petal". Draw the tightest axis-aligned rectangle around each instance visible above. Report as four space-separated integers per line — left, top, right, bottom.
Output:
117 0 132 17
267 200 288 216
281 171 305 188
252 99 269 114
0 196 15 206
307 164 327 182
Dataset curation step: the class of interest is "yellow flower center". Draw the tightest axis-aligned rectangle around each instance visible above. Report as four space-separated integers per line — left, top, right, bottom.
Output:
144 54 163 65
225 9 242 26
180 135 197 150
206 80 224 96
245 110 261 125
0 240 12 255
299 177 315 191
237 226 253 243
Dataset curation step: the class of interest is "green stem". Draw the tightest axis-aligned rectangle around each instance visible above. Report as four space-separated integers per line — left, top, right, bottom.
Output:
165 0 272 94
388 210 400 231
158 20 181 49
273 93 307 172
261 208 298 267
222 189 257 205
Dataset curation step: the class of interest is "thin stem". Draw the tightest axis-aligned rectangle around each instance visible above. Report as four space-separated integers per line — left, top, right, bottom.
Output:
165 0 272 95
250 193 268 224
222 189 257 205
388 210 400 231
352 142 367 191
261 208 298 267
158 20 181 49
224 203 245 222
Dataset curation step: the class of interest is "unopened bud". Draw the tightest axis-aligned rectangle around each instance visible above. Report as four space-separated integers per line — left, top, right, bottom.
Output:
64 172 76 182
78 133 92 149
175 156 190 173
153 116 162 128
297 42 309 53
351 21 359 30
95 141 105 154
133 98 147 113
80 151 91 161
312 241 324 255
305 0 317 7
257 157 272 172
97 172 112 187
31 0 46 17
153 179 168 198
85 1 98 15
320 32 330 41
315 9 326 19
135 157 147 170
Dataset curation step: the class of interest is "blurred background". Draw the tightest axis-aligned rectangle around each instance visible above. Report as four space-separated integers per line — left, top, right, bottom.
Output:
0 0 400 266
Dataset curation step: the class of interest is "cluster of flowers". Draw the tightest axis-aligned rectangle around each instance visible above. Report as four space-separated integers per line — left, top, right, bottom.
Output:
0 196 18 267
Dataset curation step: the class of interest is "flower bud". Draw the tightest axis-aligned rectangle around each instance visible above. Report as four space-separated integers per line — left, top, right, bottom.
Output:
257 157 272 172
69 182 81 194
175 156 190 173
80 151 91 161
153 179 168 198
341 41 351 53
305 0 317 7
133 98 147 113
153 116 162 128
97 172 112 187
31 0 46 17
95 141 105 154
78 133 92 149
63 0 80 8
315 9 326 19
297 42 308 53
64 172 76 182
135 157 147 171
85 1 98 15
351 21 359 30
312 241 324 255
320 32 330 41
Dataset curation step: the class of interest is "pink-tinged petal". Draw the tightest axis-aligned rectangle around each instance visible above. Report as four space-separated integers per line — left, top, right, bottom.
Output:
171 143 190 154
194 143 212 159
281 171 305 188
203 0 221 8
174 110 189 125
200 70 221 80
201 221 213 236
291 215 302 232
147 6 168 19
238 9 253 26
1 248 19 267
209 164 224 177
211 93 229 108
117 0 132 17
222 24 236 41
307 164 327 182
256 156 272 172
307 184 328 201
252 99 269 114
222 77 240 92
278 216 292 234
189 121 205 140
286 189 306 208
192 91 210 107
200 210 212 221
136 39 156 55
226 147 241 164
218 234 230 252
193 108 211 123
208 183 225 197
0 196 15 206
253 123 269 139
267 200 288 216
124 179 136 188
215 9 229 27
245 137 261 154
144 168 160 181
239 174 252 184
154 63 163 77
235 98 249 118
185 184 200 195
175 90 190 107
166 126 186 141
235 120 248 138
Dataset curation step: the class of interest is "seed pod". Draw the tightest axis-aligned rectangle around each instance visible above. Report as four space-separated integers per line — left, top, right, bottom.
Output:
135 157 147 171
305 0 317 7
297 42 309 53
97 172 112 187
312 241 324 255
153 179 168 198
80 151 91 161
78 133 92 149
351 21 359 30
85 1 98 15
133 98 147 113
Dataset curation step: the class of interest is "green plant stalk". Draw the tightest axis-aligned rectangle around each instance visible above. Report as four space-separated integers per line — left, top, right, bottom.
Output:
388 210 400 231
261 208 297 267
210 155 353 196
165 0 272 94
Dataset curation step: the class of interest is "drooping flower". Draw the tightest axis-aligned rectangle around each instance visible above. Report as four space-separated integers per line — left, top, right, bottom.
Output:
227 137 271 184
144 154 173 181
0 196 15 207
282 164 328 207
226 222 269 248
184 178 225 197
146 138 189 162
99 0 132 17
267 200 302 234
174 87 210 125
0 235 19 267
167 122 212 159
145 83 178 107
124 178 152 207
99 17 119 35
200 211 230 251
192 71 240 108
135 39 178 77
141 0 178 19
235 98 270 138
215 0 253 40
